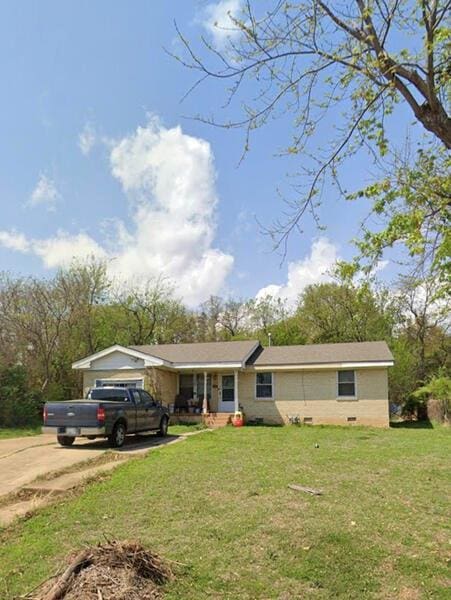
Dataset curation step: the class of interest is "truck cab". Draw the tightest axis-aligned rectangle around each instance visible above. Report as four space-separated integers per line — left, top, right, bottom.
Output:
42 387 170 447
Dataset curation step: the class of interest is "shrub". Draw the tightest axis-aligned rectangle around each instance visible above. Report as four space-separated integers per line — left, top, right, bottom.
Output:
0 365 43 427
412 375 451 423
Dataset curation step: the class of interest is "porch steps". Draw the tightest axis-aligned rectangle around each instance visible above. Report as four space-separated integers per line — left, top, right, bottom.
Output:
203 412 232 429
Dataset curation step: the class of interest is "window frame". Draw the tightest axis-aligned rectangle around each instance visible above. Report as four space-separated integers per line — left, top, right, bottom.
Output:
87 388 129 402
139 389 156 405
337 370 357 400
130 389 142 404
178 373 195 401
95 378 144 389
255 371 274 401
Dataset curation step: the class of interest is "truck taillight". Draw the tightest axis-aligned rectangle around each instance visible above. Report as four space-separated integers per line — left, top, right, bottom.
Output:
43 405 48 423
97 406 105 423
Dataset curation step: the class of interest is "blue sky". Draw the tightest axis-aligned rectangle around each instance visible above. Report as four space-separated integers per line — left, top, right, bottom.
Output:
0 1 415 306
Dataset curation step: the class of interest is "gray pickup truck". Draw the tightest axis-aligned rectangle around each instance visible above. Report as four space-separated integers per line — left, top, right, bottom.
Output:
42 387 170 448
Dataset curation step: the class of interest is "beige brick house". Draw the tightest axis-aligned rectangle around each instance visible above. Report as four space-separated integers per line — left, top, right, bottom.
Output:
72 340 394 427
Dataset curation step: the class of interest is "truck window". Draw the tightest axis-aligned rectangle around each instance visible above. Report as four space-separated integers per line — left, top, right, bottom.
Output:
88 389 129 402
130 390 141 404
139 390 155 405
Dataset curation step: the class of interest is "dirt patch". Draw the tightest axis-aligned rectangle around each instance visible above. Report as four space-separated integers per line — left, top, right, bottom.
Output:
26 540 173 600
34 452 126 483
0 486 58 510
397 586 421 600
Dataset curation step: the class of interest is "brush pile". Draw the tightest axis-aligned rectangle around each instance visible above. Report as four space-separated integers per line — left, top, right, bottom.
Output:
28 540 173 600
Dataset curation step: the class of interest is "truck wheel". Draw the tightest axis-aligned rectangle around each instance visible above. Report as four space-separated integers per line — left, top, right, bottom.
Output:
158 416 169 437
57 435 75 447
109 422 126 448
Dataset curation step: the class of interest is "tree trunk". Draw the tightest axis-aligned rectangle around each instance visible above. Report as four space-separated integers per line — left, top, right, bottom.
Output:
417 102 451 149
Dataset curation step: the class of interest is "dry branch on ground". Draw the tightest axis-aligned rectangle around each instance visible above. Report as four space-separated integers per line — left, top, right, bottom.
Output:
26 540 173 600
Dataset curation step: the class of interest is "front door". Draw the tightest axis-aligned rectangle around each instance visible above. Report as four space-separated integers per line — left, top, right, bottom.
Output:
219 374 235 412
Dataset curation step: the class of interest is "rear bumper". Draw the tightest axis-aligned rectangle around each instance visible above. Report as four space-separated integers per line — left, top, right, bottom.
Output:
42 426 106 436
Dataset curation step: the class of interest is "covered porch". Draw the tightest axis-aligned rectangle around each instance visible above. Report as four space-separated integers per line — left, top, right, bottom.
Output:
169 370 241 421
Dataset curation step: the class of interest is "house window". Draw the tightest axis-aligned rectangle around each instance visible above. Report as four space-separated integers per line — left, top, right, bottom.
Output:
179 374 212 402
95 379 143 389
179 374 194 400
256 372 273 399
337 370 356 397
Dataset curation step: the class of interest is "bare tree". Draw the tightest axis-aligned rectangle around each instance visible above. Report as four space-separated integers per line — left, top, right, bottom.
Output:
56 260 110 355
115 278 188 345
0 275 71 390
198 295 224 341
218 298 249 337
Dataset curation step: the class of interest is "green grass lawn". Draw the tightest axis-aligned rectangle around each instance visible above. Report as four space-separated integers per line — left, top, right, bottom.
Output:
0 425 449 599
0 426 41 440
168 422 206 435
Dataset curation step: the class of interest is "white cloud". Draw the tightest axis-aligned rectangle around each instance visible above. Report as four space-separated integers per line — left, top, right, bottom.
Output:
108 117 234 305
0 229 106 267
202 0 243 46
0 118 234 307
233 208 253 237
256 238 339 307
28 174 59 211
32 232 107 268
78 123 96 155
0 230 30 252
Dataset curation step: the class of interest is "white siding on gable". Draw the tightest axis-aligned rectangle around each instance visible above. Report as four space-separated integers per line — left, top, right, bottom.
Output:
90 351 145 371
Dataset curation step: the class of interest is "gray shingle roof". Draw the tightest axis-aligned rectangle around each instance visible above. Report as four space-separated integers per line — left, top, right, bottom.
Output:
249 341 393 366
130 340 259 364
129 340 393 367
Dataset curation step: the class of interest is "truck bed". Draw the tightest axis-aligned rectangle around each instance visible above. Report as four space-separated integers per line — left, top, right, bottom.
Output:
46 400 101 428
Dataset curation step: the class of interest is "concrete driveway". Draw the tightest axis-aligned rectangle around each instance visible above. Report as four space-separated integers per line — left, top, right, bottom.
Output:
0 432 177 500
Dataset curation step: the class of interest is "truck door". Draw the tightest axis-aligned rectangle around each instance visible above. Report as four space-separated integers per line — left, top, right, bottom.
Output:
138 390 159 430
129 389 144 433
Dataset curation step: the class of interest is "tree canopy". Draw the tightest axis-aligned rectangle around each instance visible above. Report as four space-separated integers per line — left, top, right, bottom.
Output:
174 0 451 285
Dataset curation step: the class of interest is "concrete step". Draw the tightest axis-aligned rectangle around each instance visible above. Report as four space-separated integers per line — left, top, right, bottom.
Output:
203 413 233 428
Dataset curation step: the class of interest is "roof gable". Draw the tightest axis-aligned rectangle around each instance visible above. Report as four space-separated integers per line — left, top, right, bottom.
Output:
73 340 260 370
72 345 169 370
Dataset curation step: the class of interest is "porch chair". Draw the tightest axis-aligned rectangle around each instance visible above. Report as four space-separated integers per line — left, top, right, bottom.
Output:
174 394 190 414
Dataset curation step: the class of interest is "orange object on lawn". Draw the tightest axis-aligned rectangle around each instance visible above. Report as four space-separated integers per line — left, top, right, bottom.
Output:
232 411 244 427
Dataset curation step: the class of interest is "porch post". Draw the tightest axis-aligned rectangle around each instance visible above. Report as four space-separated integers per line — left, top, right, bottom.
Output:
202 371 208 414
234 370 239 413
